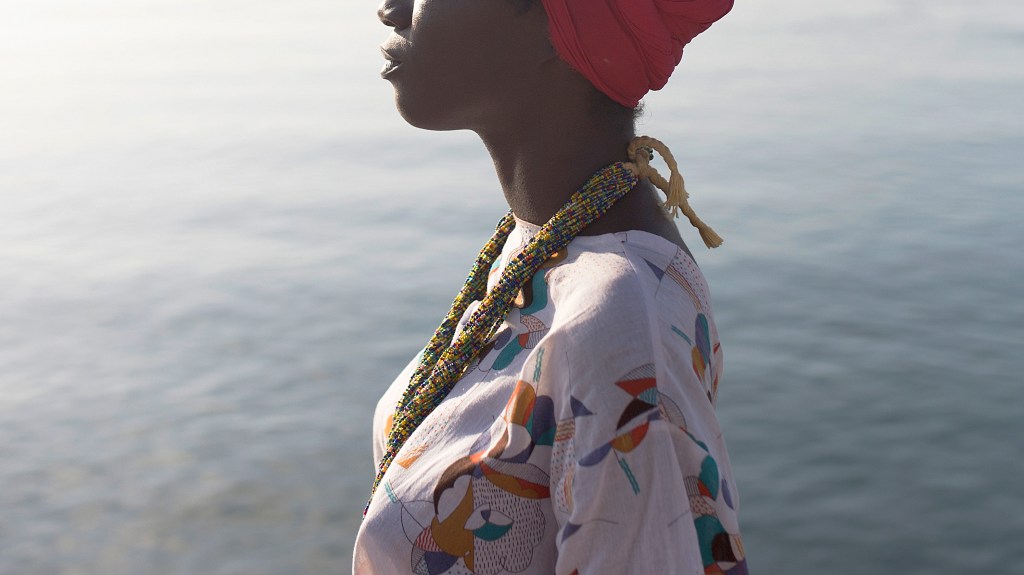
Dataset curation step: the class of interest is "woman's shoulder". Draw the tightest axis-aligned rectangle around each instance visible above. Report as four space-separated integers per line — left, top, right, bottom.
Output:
536 231 718 387
545 230 713 329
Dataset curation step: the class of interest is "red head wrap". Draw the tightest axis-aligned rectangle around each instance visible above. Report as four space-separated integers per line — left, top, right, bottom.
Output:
541 0 734 108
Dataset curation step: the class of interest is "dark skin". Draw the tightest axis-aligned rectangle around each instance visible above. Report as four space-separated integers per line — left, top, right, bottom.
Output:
377 0 691 257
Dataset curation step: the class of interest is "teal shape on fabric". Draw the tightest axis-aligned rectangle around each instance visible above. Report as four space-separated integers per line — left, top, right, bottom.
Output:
533 347 544 382
492 337 525 370
684 429 709 452
473 522 513 541
695 314 712 366
517 394 557 449
535 426 556 447
520 273 549 315
618 457 640 494
491 273 548 371
700 455 720 500
384 481 398 503
639 388 659 405
694 515 726 568
671 325 693 345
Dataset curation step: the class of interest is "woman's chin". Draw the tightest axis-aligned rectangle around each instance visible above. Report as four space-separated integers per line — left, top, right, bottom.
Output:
394 95 463 132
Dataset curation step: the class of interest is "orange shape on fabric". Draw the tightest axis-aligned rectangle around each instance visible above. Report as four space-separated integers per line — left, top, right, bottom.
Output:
615 377 657 399
611 421 651 453
468 448 488 464
396 444 428 469
430 481 476 570
480 463 551 499
692 347 707 377
504 380 537 427
697 479 713 498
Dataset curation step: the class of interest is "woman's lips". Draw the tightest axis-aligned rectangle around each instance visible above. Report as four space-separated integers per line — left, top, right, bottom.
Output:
381 60 402 77
380 47 403 78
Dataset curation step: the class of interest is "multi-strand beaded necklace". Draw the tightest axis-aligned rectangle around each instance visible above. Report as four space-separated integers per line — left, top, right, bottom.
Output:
365 138 722 515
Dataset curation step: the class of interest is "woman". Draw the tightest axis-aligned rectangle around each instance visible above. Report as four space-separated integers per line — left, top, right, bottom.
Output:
354 0 746 573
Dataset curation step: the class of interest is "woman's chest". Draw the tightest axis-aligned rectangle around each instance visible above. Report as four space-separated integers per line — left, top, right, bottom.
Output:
360 359 560 575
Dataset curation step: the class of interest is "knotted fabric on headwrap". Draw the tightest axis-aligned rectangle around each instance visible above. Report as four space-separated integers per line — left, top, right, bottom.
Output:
541 0 734 108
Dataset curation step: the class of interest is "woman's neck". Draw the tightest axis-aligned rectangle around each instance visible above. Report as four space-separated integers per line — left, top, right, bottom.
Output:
474 110 688 251
480 121 631 223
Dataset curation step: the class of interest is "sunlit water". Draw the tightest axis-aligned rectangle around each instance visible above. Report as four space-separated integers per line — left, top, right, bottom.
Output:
1 0 1022 573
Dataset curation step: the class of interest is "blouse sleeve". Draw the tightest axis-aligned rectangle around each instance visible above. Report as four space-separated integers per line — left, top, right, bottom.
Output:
541 281 747 574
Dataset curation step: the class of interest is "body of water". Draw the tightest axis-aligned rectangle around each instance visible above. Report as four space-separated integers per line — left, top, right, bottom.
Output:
1 0 1022 573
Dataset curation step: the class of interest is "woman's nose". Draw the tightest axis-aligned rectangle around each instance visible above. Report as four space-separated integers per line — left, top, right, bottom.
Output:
377 0 412 30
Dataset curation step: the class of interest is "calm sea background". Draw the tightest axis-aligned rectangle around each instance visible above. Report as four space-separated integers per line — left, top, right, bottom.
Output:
1 0 1022 573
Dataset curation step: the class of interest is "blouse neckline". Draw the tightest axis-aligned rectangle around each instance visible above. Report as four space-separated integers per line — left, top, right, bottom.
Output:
511 213 697 267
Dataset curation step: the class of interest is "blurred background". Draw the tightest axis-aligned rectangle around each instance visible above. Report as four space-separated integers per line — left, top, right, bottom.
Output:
1 0 1021 573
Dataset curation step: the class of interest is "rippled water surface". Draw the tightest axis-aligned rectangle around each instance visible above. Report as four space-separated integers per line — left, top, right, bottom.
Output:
1 0 1022 573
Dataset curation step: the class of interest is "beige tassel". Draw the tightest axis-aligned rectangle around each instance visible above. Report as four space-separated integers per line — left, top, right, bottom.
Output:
625 136 723 249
